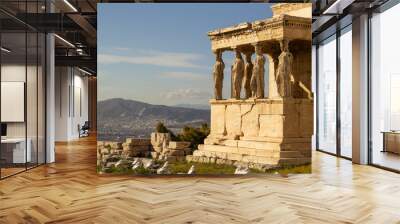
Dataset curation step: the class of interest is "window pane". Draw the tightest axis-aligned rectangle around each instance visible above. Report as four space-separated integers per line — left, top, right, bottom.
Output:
371 3 400 171
1 31 28 177
317 35 337 154
340 27 352 158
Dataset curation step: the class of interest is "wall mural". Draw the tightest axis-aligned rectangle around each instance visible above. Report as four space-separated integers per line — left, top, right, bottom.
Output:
97 3 313 175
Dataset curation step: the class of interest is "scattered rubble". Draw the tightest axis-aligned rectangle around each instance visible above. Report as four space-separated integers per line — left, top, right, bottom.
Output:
157 161 171 175
234 165 249 175
187 165 195 174
98 132 275 175
131 160 143 171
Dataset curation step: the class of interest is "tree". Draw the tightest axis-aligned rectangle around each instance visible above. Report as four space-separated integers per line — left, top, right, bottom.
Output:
176 123 210 150
155 122 168 133
155 121 178 140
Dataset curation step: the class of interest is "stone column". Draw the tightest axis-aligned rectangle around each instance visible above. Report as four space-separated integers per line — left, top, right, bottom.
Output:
251 43 265 98
243 52 253 99
276 39 293 98
266 54 279 99
231 48 244 99
213 50 224 100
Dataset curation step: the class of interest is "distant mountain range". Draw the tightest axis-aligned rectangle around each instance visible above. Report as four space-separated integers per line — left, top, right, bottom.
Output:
174 103 210 110
97 98 210 141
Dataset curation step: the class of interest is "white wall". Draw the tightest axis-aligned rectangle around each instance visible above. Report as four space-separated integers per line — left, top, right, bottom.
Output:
55 66 69 141
1 63 46 164
71 72 89 138
55 67 89 141
1 65 26 139
1 65 42 137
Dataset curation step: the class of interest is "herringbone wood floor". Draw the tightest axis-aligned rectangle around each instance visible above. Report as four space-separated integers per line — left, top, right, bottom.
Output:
1 136 400 224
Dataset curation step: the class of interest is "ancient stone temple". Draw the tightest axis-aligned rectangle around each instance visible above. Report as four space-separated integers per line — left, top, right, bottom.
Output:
188 4 312 169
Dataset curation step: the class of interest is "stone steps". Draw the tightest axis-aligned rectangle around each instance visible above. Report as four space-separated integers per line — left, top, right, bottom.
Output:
192 143 311 166
203 138 311 151
188 153 310 166
193 149 303 160
204 139 281 150
206 136 312 144
198 144 305 158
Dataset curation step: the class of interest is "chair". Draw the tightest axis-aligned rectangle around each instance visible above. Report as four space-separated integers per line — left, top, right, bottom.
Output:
79 121 90 138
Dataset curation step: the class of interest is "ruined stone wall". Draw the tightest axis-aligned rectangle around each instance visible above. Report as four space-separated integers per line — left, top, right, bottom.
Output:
97 134 195 173
150 132 192 162
97 138 152 171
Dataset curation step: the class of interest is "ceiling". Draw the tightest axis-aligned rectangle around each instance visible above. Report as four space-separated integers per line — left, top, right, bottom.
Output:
312 0 390 42
1 0 393 74
0 0 98 74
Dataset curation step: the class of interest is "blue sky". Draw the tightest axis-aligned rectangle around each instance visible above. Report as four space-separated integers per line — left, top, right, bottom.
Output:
98 3 272 106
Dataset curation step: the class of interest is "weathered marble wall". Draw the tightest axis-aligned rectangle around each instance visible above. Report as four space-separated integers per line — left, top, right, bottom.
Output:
190 98 313 168
209 98 313 139
290 44 312 99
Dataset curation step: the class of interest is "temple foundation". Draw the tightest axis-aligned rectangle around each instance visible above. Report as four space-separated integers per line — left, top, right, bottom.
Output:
188 98 312 168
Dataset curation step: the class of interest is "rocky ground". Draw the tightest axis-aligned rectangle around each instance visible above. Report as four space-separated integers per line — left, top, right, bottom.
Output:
97 132 311 175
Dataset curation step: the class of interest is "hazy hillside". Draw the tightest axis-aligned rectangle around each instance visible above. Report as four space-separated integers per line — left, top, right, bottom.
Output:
97 98 210 141
174 103 210 110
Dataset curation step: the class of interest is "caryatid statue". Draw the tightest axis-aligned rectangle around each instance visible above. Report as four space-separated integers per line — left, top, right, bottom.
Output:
242 52 253 99
251 44 265 98
213 50 224 100
231 49 244 99
276 39 293 98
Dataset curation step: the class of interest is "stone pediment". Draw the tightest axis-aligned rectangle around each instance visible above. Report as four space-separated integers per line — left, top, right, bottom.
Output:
208 14 311 51
207 22 251 36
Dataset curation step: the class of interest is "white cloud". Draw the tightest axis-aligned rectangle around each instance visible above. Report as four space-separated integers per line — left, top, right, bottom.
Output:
164 88 212 100
160 72 207 80
98 50 204 68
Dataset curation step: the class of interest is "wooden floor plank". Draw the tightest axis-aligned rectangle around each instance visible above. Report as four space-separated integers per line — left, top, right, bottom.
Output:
0 135 399 223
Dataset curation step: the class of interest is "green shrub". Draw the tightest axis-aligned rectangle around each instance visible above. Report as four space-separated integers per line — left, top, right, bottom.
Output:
155 122 210 149
168 161 236 174
176 123 210 149
260 164 312 174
